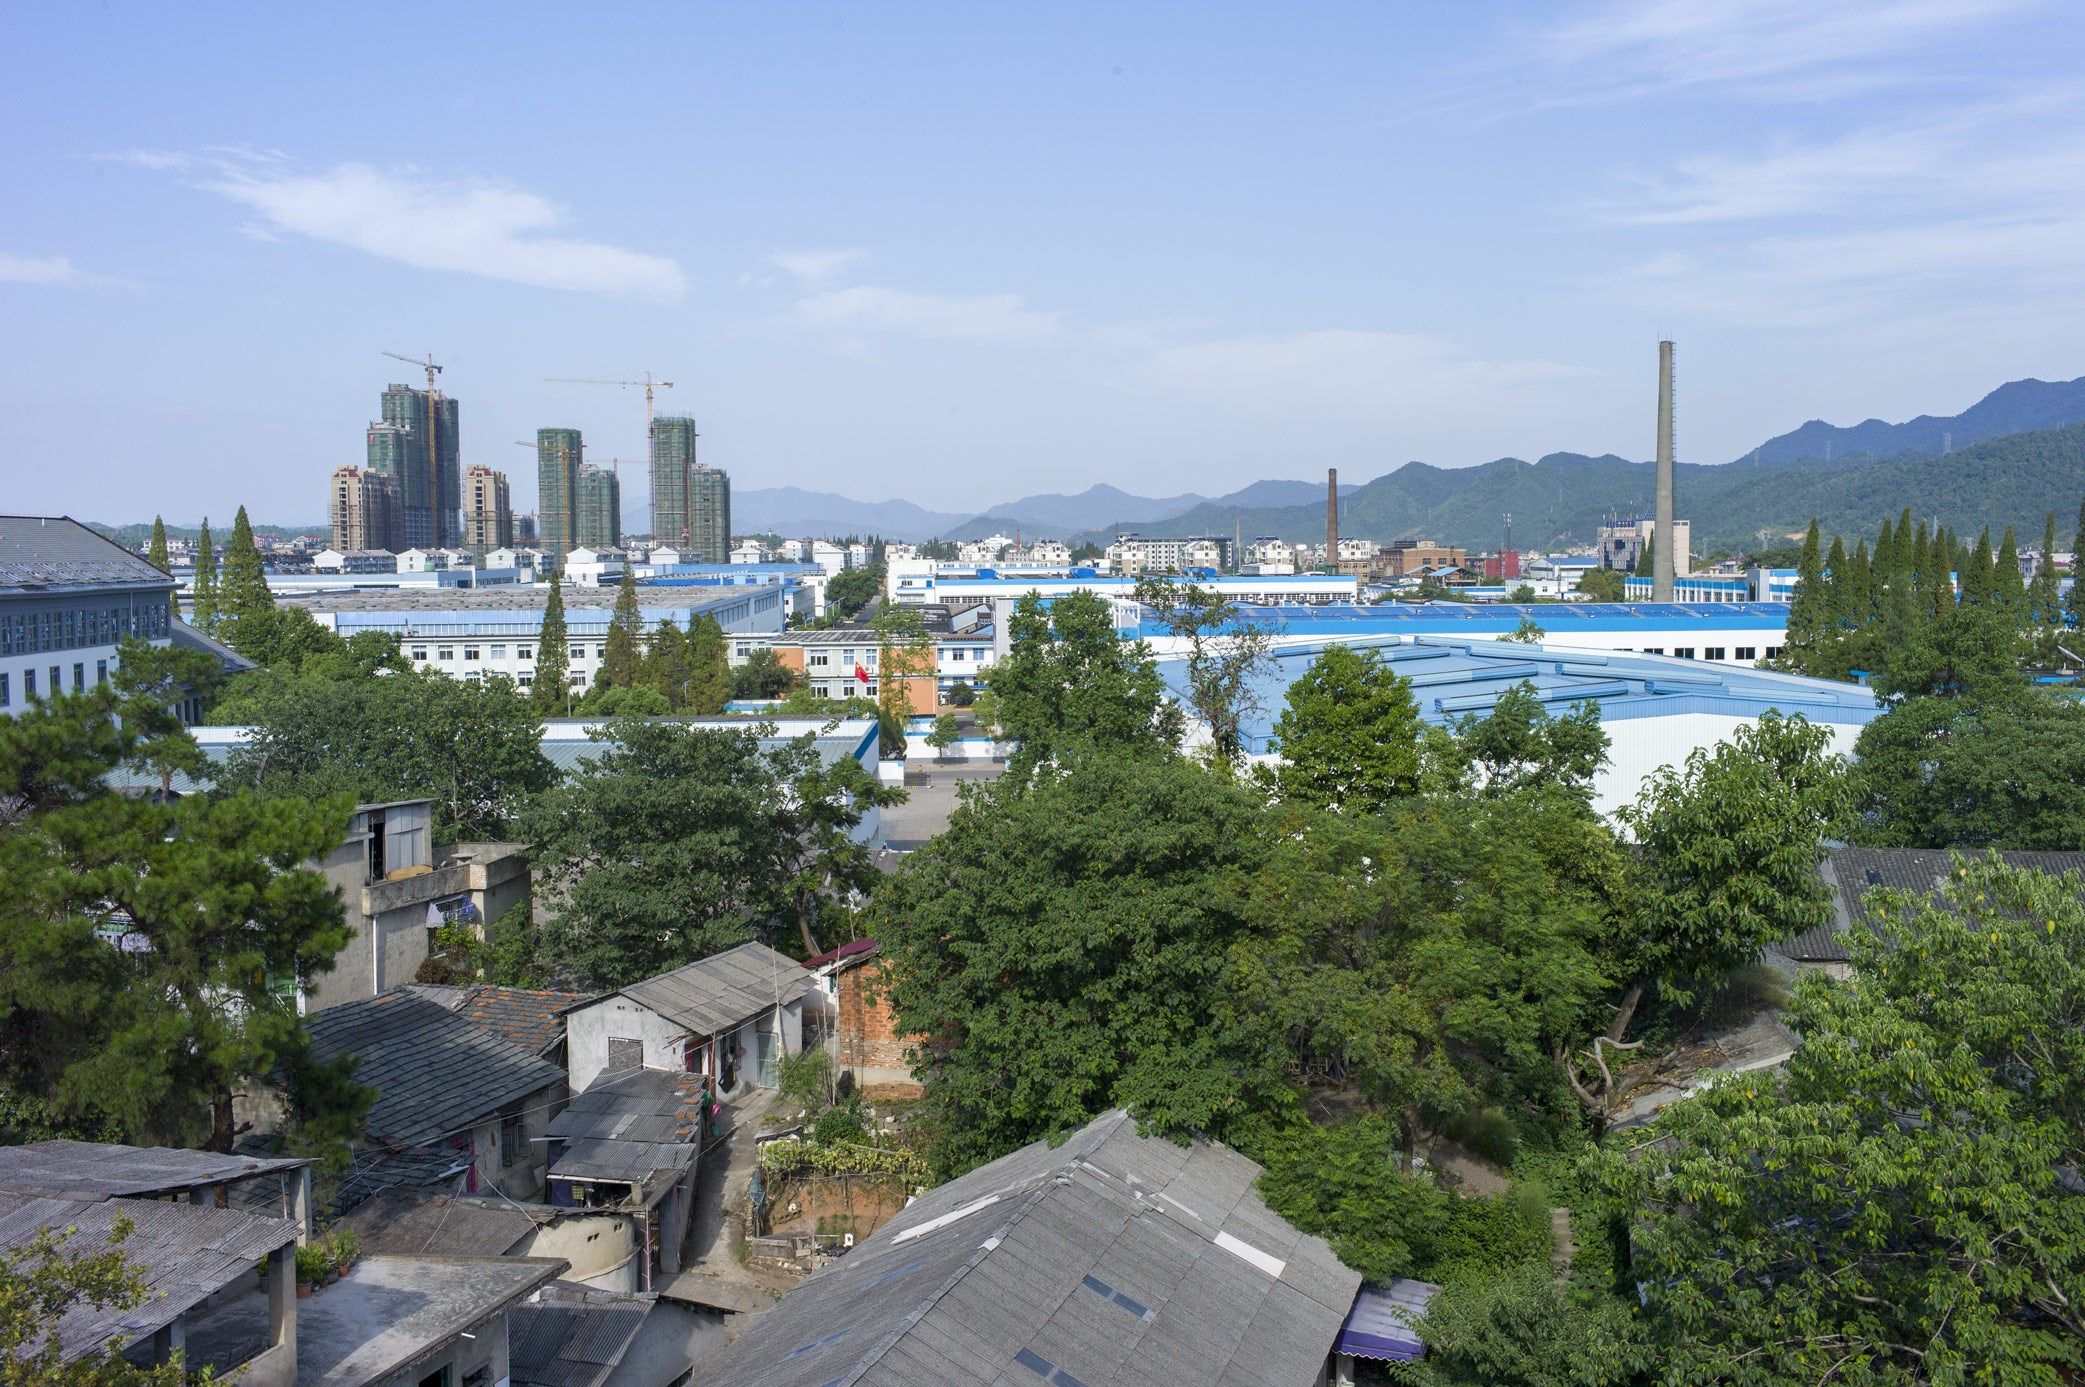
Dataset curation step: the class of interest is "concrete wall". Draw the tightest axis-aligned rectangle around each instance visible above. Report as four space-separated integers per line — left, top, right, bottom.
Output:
305 842 531 1014
371 1309 510 1387
565 998 692 1094
1597 711 1865 820
514 1212 641 1292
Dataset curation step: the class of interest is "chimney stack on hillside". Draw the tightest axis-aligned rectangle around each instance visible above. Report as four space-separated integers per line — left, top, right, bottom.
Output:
1326 468 1338 573
1653 340 1676 602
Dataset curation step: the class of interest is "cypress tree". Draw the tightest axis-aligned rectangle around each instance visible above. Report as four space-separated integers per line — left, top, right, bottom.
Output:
1929 526 1956 613
1783 520 1827 671
218 505 273 621
1874 516 1895 587
531 573 570 716
2069 495 2085 628
147 516 170 573
1964 527 1995 607
638 617 693 708
1823 535 1850 629
191 517 219 631
147 516 177 623
684 615 733 714
598 568 645 690
1849 538 1874 626
2030 512 2062 626
1994 525 2026 622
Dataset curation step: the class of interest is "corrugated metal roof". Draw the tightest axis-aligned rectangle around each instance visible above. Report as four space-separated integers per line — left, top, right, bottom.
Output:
305 990 567 1147
1165 633 1881 755
1335 1279 1441 1362
696 1109 1363 1387
508 1297 651 1386
0 1140 310 1201
614 941 815 1037
0 1193 295 1361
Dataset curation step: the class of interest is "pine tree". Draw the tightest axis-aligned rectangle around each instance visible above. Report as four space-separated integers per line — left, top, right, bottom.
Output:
218 505 273 621
1993 525 2026 622
598 568 645 690
531 573 570 716
1874 517 1896 587
1782 520 1827 672
1885 517 1920 639
191 517 219 632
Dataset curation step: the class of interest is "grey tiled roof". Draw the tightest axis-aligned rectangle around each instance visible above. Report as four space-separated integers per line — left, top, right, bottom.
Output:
0 1140 310 1202
698 1109 1363 1387
0 516 178 596
508 1292 652 1387
1787 848 2085 962
0 1193 295 1361
339 1190 541 1258
306 990 568 1146
615 941 815 1037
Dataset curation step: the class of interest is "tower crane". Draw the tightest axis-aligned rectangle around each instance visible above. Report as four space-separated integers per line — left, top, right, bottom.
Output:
383 350 443 398
543 371 675 443
513 441 640 480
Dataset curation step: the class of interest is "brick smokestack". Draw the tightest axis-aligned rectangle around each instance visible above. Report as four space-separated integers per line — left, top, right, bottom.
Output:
1327 468 1338 572
1654 340 1675 602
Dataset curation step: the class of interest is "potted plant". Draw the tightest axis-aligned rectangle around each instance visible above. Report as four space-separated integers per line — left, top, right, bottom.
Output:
294 1243 325 1299
331 1226 359 1276
321 1241 340 1287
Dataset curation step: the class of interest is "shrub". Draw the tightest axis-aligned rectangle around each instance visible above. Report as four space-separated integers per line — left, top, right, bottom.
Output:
777 1047 834 1114
294 1243 328 1284
812 1101 867 1146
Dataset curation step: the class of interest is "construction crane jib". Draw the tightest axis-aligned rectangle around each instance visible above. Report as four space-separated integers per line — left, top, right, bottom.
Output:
544 372 676 443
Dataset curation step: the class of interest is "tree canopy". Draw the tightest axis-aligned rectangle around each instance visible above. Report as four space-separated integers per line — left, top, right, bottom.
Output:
1267 643 1422 813
985 590 1182 778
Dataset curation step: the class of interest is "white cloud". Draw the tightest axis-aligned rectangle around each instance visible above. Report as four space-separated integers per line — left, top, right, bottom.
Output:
795 285 1061 341
1143 330 1589 422
1603 89 2085 224
767 249 866 284
1536 0 2040 100
177 158 682 300
0 252 86 286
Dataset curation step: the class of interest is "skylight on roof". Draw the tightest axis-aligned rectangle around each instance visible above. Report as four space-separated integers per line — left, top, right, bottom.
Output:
1081 1273 1154 1321
891 1193 1000 1244
1014 1348 1091 1387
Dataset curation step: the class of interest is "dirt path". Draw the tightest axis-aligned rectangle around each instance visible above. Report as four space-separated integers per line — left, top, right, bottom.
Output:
681 1088 780 1286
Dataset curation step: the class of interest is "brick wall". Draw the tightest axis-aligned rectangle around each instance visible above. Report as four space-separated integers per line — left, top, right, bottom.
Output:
834 959 922 1097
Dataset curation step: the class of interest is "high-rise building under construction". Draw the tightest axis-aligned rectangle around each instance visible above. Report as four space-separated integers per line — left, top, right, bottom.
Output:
576 464 621 551
536 428 583 562
463 464 513 552
648 414 730 561
330 465 402 553
372 383 461 548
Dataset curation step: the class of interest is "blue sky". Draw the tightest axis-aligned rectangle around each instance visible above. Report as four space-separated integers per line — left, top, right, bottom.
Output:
4 1 2081 524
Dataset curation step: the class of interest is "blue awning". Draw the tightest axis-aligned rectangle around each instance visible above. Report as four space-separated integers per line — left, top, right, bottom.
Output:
1335 1279 1442 1362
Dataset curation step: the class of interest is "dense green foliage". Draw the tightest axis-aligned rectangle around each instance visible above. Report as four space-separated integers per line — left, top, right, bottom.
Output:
985 590 1182 777
823 564 880 619
216 662 554 840
1595 854 2085 1381
526 718 900 983
1133 576 1282 765
530 571 570 715
0 685 366 1155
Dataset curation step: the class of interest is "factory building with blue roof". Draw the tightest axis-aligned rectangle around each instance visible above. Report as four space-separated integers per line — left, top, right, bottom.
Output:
1159 631 1879 818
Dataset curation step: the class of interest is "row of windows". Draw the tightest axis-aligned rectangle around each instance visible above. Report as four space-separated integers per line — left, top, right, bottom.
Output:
0 604 168 656
409 644 544 663
0 660 109 707
1627 646 1777 661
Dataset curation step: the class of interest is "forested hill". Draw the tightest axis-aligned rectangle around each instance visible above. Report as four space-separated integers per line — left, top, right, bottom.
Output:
1744 374 2085 466
1082 420 2085 554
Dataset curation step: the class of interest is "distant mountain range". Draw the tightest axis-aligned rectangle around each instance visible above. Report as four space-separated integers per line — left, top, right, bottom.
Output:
101 373 2085 557
706 374 2085 552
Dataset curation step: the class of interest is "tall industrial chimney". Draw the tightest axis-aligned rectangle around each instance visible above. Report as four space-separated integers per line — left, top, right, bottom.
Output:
1327 468 1339 573
1653 340 1675 602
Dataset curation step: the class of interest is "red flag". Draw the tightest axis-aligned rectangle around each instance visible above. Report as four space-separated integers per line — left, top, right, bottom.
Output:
855 664 872 683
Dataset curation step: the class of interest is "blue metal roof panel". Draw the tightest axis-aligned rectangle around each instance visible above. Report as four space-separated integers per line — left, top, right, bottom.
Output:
1336 1279 1441 1363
